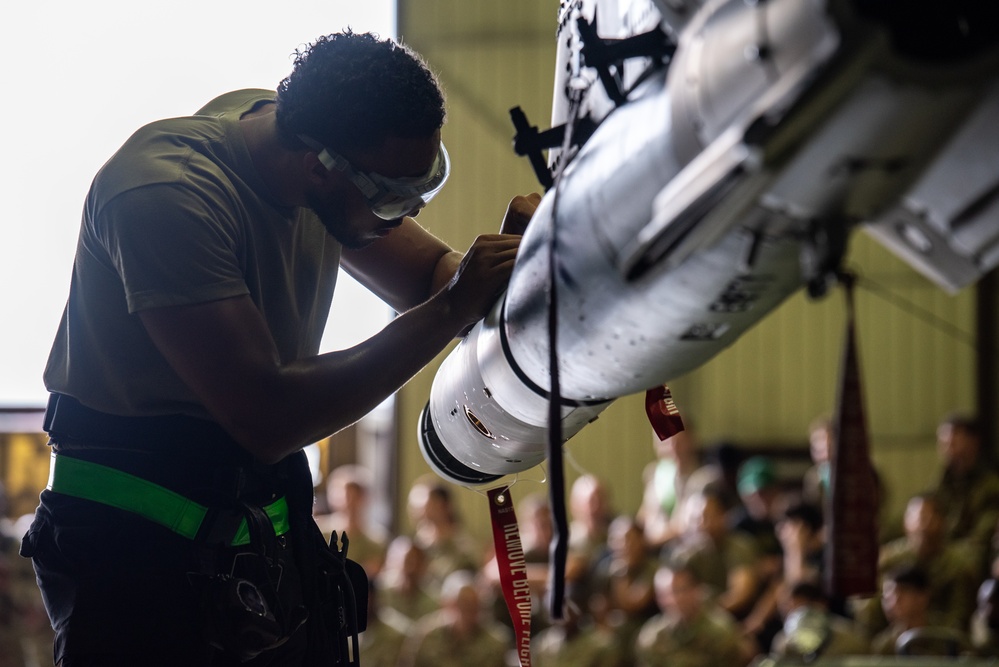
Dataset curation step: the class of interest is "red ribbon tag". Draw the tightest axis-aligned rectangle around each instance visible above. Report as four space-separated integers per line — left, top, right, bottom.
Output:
487 486 532 667
645 384 685 441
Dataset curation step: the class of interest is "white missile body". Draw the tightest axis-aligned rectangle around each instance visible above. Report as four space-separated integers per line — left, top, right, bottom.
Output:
420 0 999 485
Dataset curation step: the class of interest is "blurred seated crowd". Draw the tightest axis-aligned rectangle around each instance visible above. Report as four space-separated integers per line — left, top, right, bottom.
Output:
2 411 998 666
331 412 999 666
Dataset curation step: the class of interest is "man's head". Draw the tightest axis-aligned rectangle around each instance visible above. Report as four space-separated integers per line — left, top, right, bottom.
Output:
519 493 553 550
408 477 460 530
440 570 483 633
608 515 646 567
903 492 945 555
936 413 982 475
777 501 824 553
683 487 729 542
325 464 371 515
809 415 833 465
275 31 448 246
276 31 445 154
737 456 780 518
384 536 427 585
569 474 610 533
881 565 931 627
656 423 698 463
655 564 705 622
780 580 829 618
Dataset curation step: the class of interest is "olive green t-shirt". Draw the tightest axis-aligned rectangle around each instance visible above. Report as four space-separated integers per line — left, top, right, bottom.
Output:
44 89 341 419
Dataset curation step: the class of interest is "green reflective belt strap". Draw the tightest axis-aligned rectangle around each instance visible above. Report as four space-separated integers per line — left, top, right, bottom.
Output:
46 453 290 546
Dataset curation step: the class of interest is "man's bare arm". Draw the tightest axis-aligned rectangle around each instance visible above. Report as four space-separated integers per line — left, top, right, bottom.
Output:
339 217 456 313
341 193 541 312
138 234 520 464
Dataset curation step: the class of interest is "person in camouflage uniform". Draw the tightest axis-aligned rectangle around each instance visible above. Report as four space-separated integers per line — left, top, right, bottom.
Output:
533 601 619 667
636 563 749 667
358 580 411 667
971 578 999 657
398 570 510 667
934 414 999 572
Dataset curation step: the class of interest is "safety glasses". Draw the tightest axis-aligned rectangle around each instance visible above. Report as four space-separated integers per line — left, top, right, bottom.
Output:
299 134 450 220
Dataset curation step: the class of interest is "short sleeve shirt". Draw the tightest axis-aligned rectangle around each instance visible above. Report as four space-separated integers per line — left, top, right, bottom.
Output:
44 90 341 419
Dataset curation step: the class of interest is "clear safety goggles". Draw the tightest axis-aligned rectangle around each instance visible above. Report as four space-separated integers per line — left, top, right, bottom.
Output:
299 134 450 220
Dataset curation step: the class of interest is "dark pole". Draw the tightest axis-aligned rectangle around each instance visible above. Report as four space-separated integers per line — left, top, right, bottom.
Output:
977 268 998 461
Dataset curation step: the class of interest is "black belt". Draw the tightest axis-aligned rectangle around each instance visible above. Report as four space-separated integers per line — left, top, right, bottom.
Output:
43 393 280 506
44 393 244 456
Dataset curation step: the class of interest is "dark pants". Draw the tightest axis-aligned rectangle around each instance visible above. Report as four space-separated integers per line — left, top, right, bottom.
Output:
23 489 310 667
26 396 358 666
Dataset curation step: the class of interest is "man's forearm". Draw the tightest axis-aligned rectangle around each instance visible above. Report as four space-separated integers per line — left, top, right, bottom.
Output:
243 289 469 462
431 250 465 293
140 235 520 465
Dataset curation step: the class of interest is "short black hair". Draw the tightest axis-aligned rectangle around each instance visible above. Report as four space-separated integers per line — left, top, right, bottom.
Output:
275 30 446 152
789 580 828 605
939 412 981 438
885 565 930 591
782 502 824 532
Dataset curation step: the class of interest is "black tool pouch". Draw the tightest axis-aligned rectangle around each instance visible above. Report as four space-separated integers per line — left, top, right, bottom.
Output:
280 451 367 666
193 502 309 662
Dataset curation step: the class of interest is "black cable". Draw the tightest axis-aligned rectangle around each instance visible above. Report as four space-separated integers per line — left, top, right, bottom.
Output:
854 273 988 352
545 84 585 623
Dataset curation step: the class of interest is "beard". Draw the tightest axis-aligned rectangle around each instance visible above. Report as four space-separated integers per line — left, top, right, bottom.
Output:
306 193 374 250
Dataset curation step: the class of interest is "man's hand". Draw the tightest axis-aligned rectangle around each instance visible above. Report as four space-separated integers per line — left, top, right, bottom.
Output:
443 234 522 331
500 192 542 235
434 192 542 335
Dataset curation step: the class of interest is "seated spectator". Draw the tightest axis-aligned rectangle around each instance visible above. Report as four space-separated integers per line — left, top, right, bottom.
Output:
859 492 979 634
730 457 787 652
704 441 746 515
407 479 482 596
730 456 783 558
378 536 440 623
770 581 870 659
802 416 832 509
601 515 660 664
399 570 511 667
776 503 825 589
635 563 750 667
666 487 760 620
566 475 614 615
533 600 618 667
741 503 827 653
314 464 389 578
519 491 555 566
871 565 969 656
359 579 412 667
638 423 718 552
970 577 999 656
934 413 999 571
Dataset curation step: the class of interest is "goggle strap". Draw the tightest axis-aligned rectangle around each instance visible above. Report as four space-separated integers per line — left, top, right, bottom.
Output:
315 148 381 198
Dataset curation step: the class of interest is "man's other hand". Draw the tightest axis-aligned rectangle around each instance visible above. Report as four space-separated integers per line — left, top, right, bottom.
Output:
500 193 542 235
445 234 522 330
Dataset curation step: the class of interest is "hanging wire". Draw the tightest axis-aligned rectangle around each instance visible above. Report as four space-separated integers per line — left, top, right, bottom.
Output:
544 71 587 622
563 444 593 478
854 273 987 352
